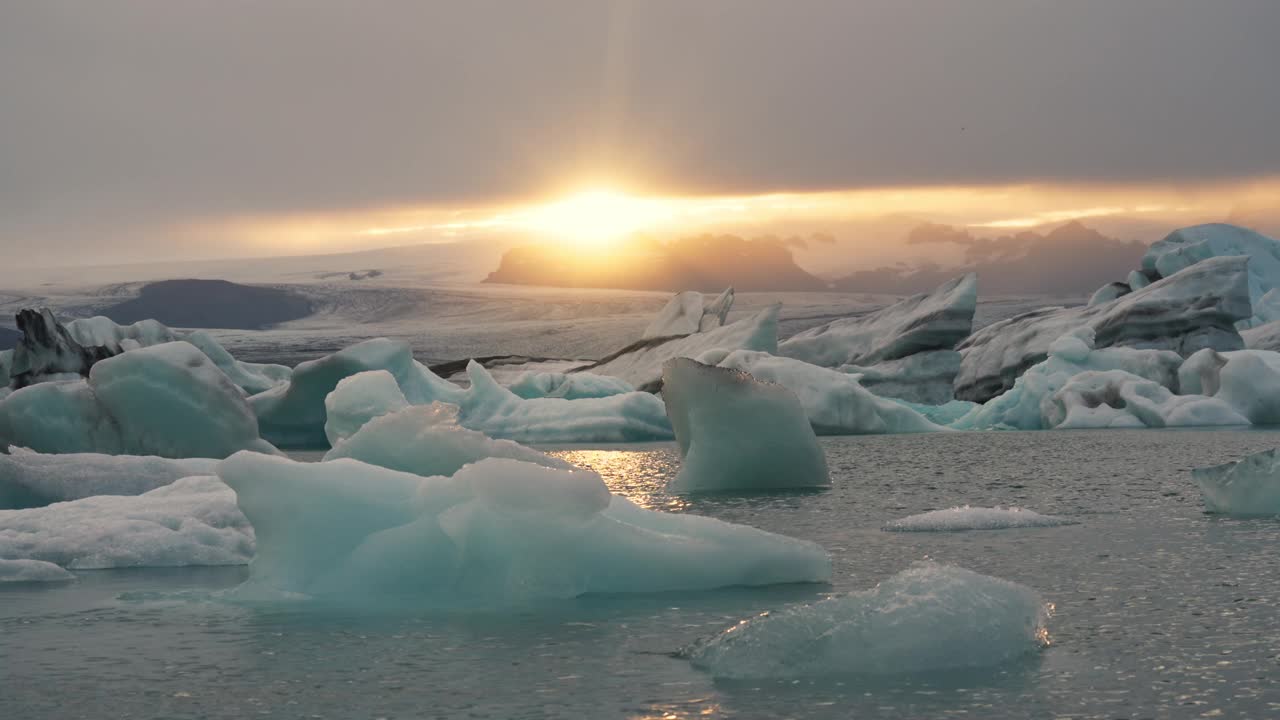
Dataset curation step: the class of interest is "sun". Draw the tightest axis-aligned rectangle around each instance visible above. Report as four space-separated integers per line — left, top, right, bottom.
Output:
521 188 674 248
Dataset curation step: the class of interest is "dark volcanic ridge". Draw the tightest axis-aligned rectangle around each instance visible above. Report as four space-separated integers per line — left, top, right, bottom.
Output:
103 279 313 329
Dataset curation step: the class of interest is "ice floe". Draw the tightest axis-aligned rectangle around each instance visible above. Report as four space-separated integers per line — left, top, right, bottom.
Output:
1192 447 1280 516
687 562 1049 679
883 506 1076 531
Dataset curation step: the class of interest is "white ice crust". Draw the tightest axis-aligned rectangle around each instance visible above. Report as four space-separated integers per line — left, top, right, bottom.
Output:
883 506 1076 531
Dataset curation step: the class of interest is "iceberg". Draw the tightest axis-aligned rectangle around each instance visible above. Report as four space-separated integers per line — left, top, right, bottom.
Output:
503 371 634 400
323 370 410 446
324 403 574 477
641 287 734 339
452 362 672 444
956 256 1252 402
883 506 1076 531
580 304 780 391
953 329 1190 430
218 452 830 603
0 559 75 582
1043 370 1247 429
838 350 962 405
251 338 464 447
1087 281 1131 306
697 349 941 435
1176 348 1280 426
0 475 252 569
662 358 830 492
0 447 217 509
316 361 672 447
5 310 290 395
0 342 278 458
1192 447 1280 516
686 562 1049 679
779 273 976 368
1242 319 1280 352
1142 223 1280 327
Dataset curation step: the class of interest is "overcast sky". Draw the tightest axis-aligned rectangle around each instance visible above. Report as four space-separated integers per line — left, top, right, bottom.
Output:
3 1 1278 265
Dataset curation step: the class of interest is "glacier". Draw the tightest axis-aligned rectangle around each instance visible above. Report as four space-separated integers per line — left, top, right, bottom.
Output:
0 341 278 458
686 562 1049 679
0 475 253 570
641 287 734 339
883 506 1076 531
779 273 975 368
1191 447 1280 516
696 349 941 435
218 452 831 603
0 447 217 509
662 358 830 492
579 303 780 391
956 256 1251 402
323 403 575 477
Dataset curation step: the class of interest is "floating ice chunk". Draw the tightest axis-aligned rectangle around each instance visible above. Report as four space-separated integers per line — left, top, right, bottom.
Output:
504 371 635 400
0 341 275 457
698 349 941 435
891 398 979 426
1174 348 1280 425
323 403 573 476
183 330 291 395
0 476 252 569
323 370 410 446
457 362 672 443
701 287 735 331
883 506 1076 531
1192 447 1280 516
953 329 1189 430
1142 223 1280 327
1044 370 1247 429
687 562 1049 679
662 358 830 492
838 350 962 405
251 338 464 447
779 274 976 367
582 304 779 391
956 256 1251 402
1088 281 1131 306
0 447 218 509
90 341 276 458
218 453 829 603
642 288 735 339
0 558 75 582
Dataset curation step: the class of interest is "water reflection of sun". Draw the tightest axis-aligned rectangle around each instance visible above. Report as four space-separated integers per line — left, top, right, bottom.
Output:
552 448 689 512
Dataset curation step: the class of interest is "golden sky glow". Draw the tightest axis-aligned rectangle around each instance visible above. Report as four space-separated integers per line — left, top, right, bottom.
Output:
179 176 1280 269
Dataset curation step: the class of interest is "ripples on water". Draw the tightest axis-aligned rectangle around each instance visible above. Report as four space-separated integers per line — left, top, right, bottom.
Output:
6 430 1280 719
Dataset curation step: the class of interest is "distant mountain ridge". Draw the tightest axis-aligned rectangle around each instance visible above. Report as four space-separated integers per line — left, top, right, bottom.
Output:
832 221 1146 296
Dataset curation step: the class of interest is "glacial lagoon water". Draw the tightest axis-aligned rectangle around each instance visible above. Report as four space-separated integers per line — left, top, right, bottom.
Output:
6 429 1280 719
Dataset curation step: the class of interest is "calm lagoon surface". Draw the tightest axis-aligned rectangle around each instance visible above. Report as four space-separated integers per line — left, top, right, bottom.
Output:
5 429 1280 719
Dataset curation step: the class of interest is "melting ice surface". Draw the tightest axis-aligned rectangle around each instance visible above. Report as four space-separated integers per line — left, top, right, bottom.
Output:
686 562 1049 679
8 431 1280 719
883 506 1077 532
